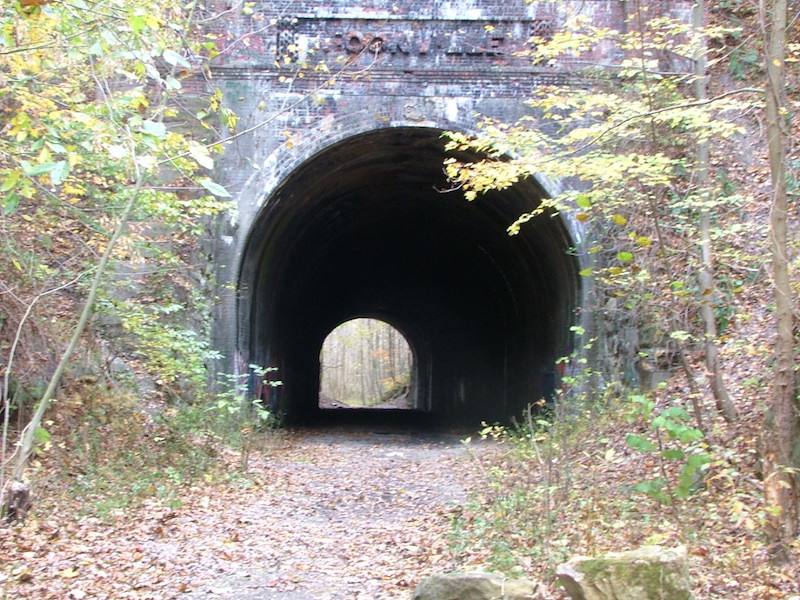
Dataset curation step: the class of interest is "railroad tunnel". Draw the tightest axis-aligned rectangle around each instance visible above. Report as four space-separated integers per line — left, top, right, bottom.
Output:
238 126 579 427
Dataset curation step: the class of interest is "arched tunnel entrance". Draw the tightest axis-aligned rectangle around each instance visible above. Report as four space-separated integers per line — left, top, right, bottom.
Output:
239 126 579 427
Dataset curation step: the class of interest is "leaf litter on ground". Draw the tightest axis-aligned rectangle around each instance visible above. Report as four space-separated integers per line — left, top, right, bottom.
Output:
1 427 484 600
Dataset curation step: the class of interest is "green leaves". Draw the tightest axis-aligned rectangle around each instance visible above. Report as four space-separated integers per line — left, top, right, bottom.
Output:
626 434 657 452
33 426 51 446
49 161 70 185
140 119 167 139
2 192 21 214
198 178 232 198
128 8 162 34
188 142 214 169
675 453 710 499
22 161 60 177
669 330 692 342
20 160 70 185
162 49 190 68
1 171 21 193
624 394 709 505
440 13 759 376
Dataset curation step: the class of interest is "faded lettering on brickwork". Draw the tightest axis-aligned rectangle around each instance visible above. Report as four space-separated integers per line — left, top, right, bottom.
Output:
276 18 553 64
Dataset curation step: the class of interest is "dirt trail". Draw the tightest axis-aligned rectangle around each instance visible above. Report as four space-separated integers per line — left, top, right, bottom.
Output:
166 427 473 600
1 426 480 600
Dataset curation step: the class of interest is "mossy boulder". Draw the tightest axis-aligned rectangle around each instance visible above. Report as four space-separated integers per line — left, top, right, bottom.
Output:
556 546 693 600
411 571 539 600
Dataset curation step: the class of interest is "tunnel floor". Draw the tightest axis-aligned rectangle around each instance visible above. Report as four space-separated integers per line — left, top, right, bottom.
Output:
239 126 578 428
314 408 441 431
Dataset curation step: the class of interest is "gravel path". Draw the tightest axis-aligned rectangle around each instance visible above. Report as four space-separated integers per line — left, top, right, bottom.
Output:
166 427 474 600
1 426 480 600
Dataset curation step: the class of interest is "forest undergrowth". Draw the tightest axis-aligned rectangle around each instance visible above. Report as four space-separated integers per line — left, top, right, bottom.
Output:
2 323 798 600
449 341 800 599
445 131 800 597
440 4 800 594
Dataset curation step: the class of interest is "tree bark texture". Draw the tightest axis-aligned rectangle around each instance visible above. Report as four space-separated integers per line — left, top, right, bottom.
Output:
760 0 798 559
693 0 737 423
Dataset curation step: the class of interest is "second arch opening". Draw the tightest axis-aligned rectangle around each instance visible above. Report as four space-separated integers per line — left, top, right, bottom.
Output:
319 318 414 410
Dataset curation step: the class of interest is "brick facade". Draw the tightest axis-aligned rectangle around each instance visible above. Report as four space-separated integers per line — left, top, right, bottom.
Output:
208 0 692 424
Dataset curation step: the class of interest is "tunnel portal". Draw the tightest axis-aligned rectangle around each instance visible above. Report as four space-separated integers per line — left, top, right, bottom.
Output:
239 126 578 427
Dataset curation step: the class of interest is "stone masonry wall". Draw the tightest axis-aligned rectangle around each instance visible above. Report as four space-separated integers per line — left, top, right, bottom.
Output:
206 0 693 377
206 0 691 195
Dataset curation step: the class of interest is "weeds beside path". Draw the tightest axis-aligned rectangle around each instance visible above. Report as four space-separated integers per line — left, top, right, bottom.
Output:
1 427 477 600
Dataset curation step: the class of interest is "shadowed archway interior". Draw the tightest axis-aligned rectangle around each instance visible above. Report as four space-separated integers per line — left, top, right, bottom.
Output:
239 127 578 427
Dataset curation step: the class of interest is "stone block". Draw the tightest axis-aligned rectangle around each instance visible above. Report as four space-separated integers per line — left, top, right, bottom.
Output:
556 546 693 600
412 571 539 600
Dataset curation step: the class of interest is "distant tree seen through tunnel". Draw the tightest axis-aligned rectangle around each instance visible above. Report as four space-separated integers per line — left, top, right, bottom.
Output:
319 319 412 409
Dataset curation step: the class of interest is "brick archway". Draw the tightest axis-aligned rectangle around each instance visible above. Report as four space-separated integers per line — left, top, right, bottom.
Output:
235 126 578 426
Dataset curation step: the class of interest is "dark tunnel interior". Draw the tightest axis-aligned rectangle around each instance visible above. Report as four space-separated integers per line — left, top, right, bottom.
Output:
238 126 579 428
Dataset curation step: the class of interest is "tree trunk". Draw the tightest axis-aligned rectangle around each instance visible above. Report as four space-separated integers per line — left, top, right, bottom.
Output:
760 0 798 562
693 0 737 423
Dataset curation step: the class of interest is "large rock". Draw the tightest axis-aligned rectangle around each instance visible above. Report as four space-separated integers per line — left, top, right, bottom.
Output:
556 546 693 600
411 571 538 600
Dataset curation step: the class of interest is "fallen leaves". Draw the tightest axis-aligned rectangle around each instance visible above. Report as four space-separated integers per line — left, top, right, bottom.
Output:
0 429 473 599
